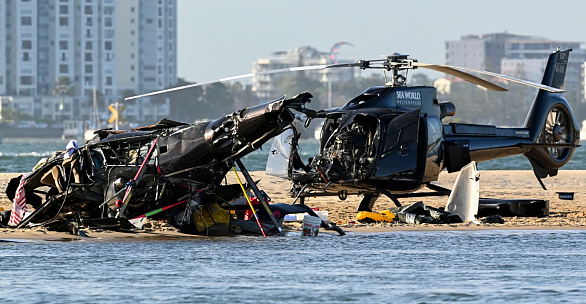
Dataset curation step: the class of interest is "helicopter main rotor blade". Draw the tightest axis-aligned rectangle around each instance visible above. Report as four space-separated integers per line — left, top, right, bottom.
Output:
124 64 328 101
413 63 507 92
414 62 565 93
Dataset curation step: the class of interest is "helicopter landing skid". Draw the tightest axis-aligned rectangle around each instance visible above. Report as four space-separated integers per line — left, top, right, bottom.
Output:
292 183 452 212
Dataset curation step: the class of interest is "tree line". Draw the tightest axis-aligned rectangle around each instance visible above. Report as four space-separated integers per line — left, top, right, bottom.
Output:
4 73 585 126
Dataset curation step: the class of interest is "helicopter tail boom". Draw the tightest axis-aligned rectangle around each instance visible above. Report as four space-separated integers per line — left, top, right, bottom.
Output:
442 49 580 177
522 48 580 178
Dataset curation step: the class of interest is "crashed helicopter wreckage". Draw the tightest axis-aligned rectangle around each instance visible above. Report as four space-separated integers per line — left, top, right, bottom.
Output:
3 93 344 236
3 48 580 234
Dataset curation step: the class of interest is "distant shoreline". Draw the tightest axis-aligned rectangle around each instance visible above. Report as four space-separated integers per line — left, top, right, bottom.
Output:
0 127 62 138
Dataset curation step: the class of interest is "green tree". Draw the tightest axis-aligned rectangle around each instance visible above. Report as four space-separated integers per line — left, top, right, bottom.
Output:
226 82 253 110
0 108 34 121
149 94 168 121
153 78 204 122
52 76 75 96
201 82 235 118
409 73 433 86
120 89 137 105
276 74 323 99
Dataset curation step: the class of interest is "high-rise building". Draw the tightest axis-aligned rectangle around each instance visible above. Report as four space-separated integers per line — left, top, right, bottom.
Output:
500 39 582 80
445 32 528 73
445 32 586 121
1 0 116 97
5 0 39 96
0 0 177 122
115 0 176 121
116 0 177 95
0 1 7 95
500 39 585 106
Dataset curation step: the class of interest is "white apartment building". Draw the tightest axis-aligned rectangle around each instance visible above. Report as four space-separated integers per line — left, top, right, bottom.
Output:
10 0 38 96
2 0 115 97
0 1 6 95
115 0 176 121
252 46 354 100
0 0 176 122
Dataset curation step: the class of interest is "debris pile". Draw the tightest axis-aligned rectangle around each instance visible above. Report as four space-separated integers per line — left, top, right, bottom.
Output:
1 93 345 237
357 201 463 224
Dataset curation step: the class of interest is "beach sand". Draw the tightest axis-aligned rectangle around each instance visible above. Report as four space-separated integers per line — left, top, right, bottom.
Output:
238 170 586 229
1 170 585 240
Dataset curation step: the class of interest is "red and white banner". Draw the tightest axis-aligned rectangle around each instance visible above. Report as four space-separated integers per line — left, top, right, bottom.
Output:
8 173 30 227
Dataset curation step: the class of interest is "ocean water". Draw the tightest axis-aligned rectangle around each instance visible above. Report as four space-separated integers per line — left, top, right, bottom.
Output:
0 230 585 303
1 137 584 173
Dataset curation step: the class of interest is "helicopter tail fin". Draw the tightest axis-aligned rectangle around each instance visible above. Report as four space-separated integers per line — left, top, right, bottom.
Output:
522 48 580 179
540 48 571 89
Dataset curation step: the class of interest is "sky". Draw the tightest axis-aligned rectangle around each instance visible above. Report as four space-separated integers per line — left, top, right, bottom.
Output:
177 0 586 83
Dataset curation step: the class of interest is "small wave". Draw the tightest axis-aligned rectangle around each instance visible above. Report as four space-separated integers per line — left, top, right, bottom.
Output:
0 151 55 157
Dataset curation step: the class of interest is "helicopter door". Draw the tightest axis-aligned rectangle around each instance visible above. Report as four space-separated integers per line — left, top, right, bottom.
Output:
374 109 421 178
265 129 294 178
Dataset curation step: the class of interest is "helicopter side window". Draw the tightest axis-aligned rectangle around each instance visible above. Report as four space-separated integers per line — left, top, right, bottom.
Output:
347 94 378 107
346 87 387 107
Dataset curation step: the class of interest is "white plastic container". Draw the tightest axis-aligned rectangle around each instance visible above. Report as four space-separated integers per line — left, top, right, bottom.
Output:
302 215 321 237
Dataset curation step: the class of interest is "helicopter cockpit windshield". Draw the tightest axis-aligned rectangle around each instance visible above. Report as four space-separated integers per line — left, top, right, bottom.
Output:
345 87 388 109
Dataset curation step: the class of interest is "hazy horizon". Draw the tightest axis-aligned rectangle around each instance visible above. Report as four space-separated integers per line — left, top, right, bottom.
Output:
177 0 586 83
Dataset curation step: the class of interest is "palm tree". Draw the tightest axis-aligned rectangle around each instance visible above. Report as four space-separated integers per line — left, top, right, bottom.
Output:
149 94 167 122
52 76 75 97
52 76 75 118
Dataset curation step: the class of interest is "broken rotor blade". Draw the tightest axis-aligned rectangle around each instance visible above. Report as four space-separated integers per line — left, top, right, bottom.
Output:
415 62 565 93
413 62 507 92
124 64 327 101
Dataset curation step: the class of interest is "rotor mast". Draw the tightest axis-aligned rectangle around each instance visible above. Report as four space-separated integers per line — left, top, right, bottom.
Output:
382 53 415 87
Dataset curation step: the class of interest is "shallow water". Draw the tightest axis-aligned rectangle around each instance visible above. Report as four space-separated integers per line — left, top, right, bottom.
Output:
1 138 585 173
1 230 585 303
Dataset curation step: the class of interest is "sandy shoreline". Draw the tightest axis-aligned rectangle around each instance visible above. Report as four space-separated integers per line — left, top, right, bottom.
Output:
1 170 585 240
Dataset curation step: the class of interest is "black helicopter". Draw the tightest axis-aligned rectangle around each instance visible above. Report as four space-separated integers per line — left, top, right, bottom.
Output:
3 48 578 235
264 48 580 211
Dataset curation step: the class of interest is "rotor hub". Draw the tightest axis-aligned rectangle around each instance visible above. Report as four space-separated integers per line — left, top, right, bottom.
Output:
553 124 563 142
